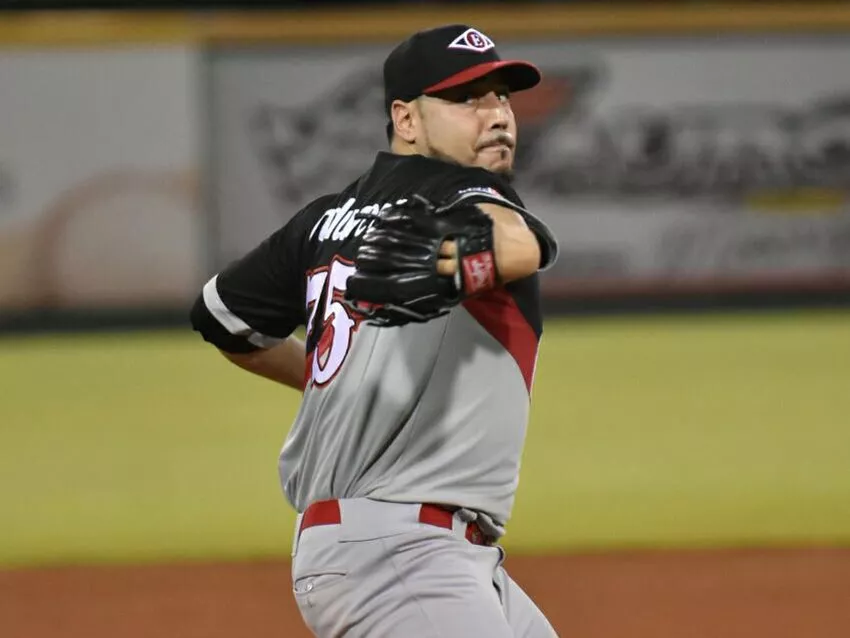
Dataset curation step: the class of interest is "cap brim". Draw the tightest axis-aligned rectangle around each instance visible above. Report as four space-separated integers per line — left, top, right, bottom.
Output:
423 60 542 95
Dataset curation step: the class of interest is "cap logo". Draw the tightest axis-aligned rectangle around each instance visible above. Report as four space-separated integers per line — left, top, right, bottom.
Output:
447 28 495 53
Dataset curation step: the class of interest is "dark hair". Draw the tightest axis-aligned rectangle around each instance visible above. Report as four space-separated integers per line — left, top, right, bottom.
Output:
385 120 393 144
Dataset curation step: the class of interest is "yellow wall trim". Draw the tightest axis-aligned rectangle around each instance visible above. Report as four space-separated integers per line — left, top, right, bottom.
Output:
1 4 850 47
203 4 850 44
0 12 194 46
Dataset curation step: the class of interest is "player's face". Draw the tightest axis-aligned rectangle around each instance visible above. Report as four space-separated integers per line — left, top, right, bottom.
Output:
417 75 517 177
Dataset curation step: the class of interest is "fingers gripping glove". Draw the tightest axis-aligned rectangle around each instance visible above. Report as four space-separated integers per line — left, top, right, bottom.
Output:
343 193 499 327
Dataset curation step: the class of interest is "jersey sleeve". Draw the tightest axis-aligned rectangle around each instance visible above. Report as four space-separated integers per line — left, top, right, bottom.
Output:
189 205 319 354
438 168 559 271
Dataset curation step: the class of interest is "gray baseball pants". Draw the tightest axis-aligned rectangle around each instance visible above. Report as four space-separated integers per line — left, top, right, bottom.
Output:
290 498 558 637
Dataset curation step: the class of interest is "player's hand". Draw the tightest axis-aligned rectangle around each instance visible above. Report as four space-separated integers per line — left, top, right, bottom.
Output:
438 240 458 277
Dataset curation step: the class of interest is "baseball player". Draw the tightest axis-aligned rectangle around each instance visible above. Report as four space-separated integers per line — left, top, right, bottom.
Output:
191 24 559 637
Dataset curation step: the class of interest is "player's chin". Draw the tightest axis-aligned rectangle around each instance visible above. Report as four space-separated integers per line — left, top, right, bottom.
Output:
486 161 515 181
477 151 515 176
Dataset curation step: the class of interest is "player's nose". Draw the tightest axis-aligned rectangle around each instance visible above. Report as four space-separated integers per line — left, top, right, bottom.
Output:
481 92 509 131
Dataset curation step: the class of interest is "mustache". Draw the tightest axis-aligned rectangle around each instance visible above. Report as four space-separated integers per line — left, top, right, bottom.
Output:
476 133 515 151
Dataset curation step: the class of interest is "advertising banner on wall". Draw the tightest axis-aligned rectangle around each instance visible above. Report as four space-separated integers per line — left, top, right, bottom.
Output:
0 47 202 314
208 35 850 299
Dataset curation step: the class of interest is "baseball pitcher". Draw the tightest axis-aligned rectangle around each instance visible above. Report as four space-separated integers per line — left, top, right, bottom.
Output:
191 24 560 637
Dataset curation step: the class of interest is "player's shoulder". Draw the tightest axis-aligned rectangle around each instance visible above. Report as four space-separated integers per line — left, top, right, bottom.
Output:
367 152 522 207
291 192 340 225
277 192 343 242
428 160 523 208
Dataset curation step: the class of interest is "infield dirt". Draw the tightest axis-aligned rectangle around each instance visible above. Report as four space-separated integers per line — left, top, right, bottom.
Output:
3 547 849 637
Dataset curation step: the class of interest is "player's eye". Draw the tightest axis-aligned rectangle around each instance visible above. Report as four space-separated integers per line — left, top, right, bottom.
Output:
451 89 509 107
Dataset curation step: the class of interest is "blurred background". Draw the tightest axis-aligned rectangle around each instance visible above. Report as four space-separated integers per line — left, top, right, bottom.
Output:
1 2 849 637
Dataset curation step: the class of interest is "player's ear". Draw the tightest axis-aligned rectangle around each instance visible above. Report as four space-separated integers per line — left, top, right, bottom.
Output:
391 99 418 144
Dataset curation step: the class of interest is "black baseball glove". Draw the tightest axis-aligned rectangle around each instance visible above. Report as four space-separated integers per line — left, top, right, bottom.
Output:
343 192 501 327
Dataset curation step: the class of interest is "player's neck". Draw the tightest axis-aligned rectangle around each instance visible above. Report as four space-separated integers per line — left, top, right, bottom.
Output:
389 139 421 157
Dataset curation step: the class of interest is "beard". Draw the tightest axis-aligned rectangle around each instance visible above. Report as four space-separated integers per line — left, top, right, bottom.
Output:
494 166 516 183
424 141 516 182
417 107 517 181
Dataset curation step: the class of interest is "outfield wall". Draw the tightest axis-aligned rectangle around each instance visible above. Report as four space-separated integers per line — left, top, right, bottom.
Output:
2 4 850 331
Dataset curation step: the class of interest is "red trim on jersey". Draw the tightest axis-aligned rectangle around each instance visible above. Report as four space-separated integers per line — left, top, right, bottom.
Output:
462 289 539 393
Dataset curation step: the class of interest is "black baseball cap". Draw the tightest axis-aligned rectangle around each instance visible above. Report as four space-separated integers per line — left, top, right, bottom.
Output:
383 24 542 114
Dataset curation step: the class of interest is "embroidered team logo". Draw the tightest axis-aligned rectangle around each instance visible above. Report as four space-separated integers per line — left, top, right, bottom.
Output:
448 28 495 53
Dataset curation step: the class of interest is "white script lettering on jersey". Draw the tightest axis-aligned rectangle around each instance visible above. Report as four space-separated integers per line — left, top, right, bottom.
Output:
309 197 408 243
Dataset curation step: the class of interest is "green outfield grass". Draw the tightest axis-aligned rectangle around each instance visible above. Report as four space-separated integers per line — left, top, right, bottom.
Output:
1 310 849 567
